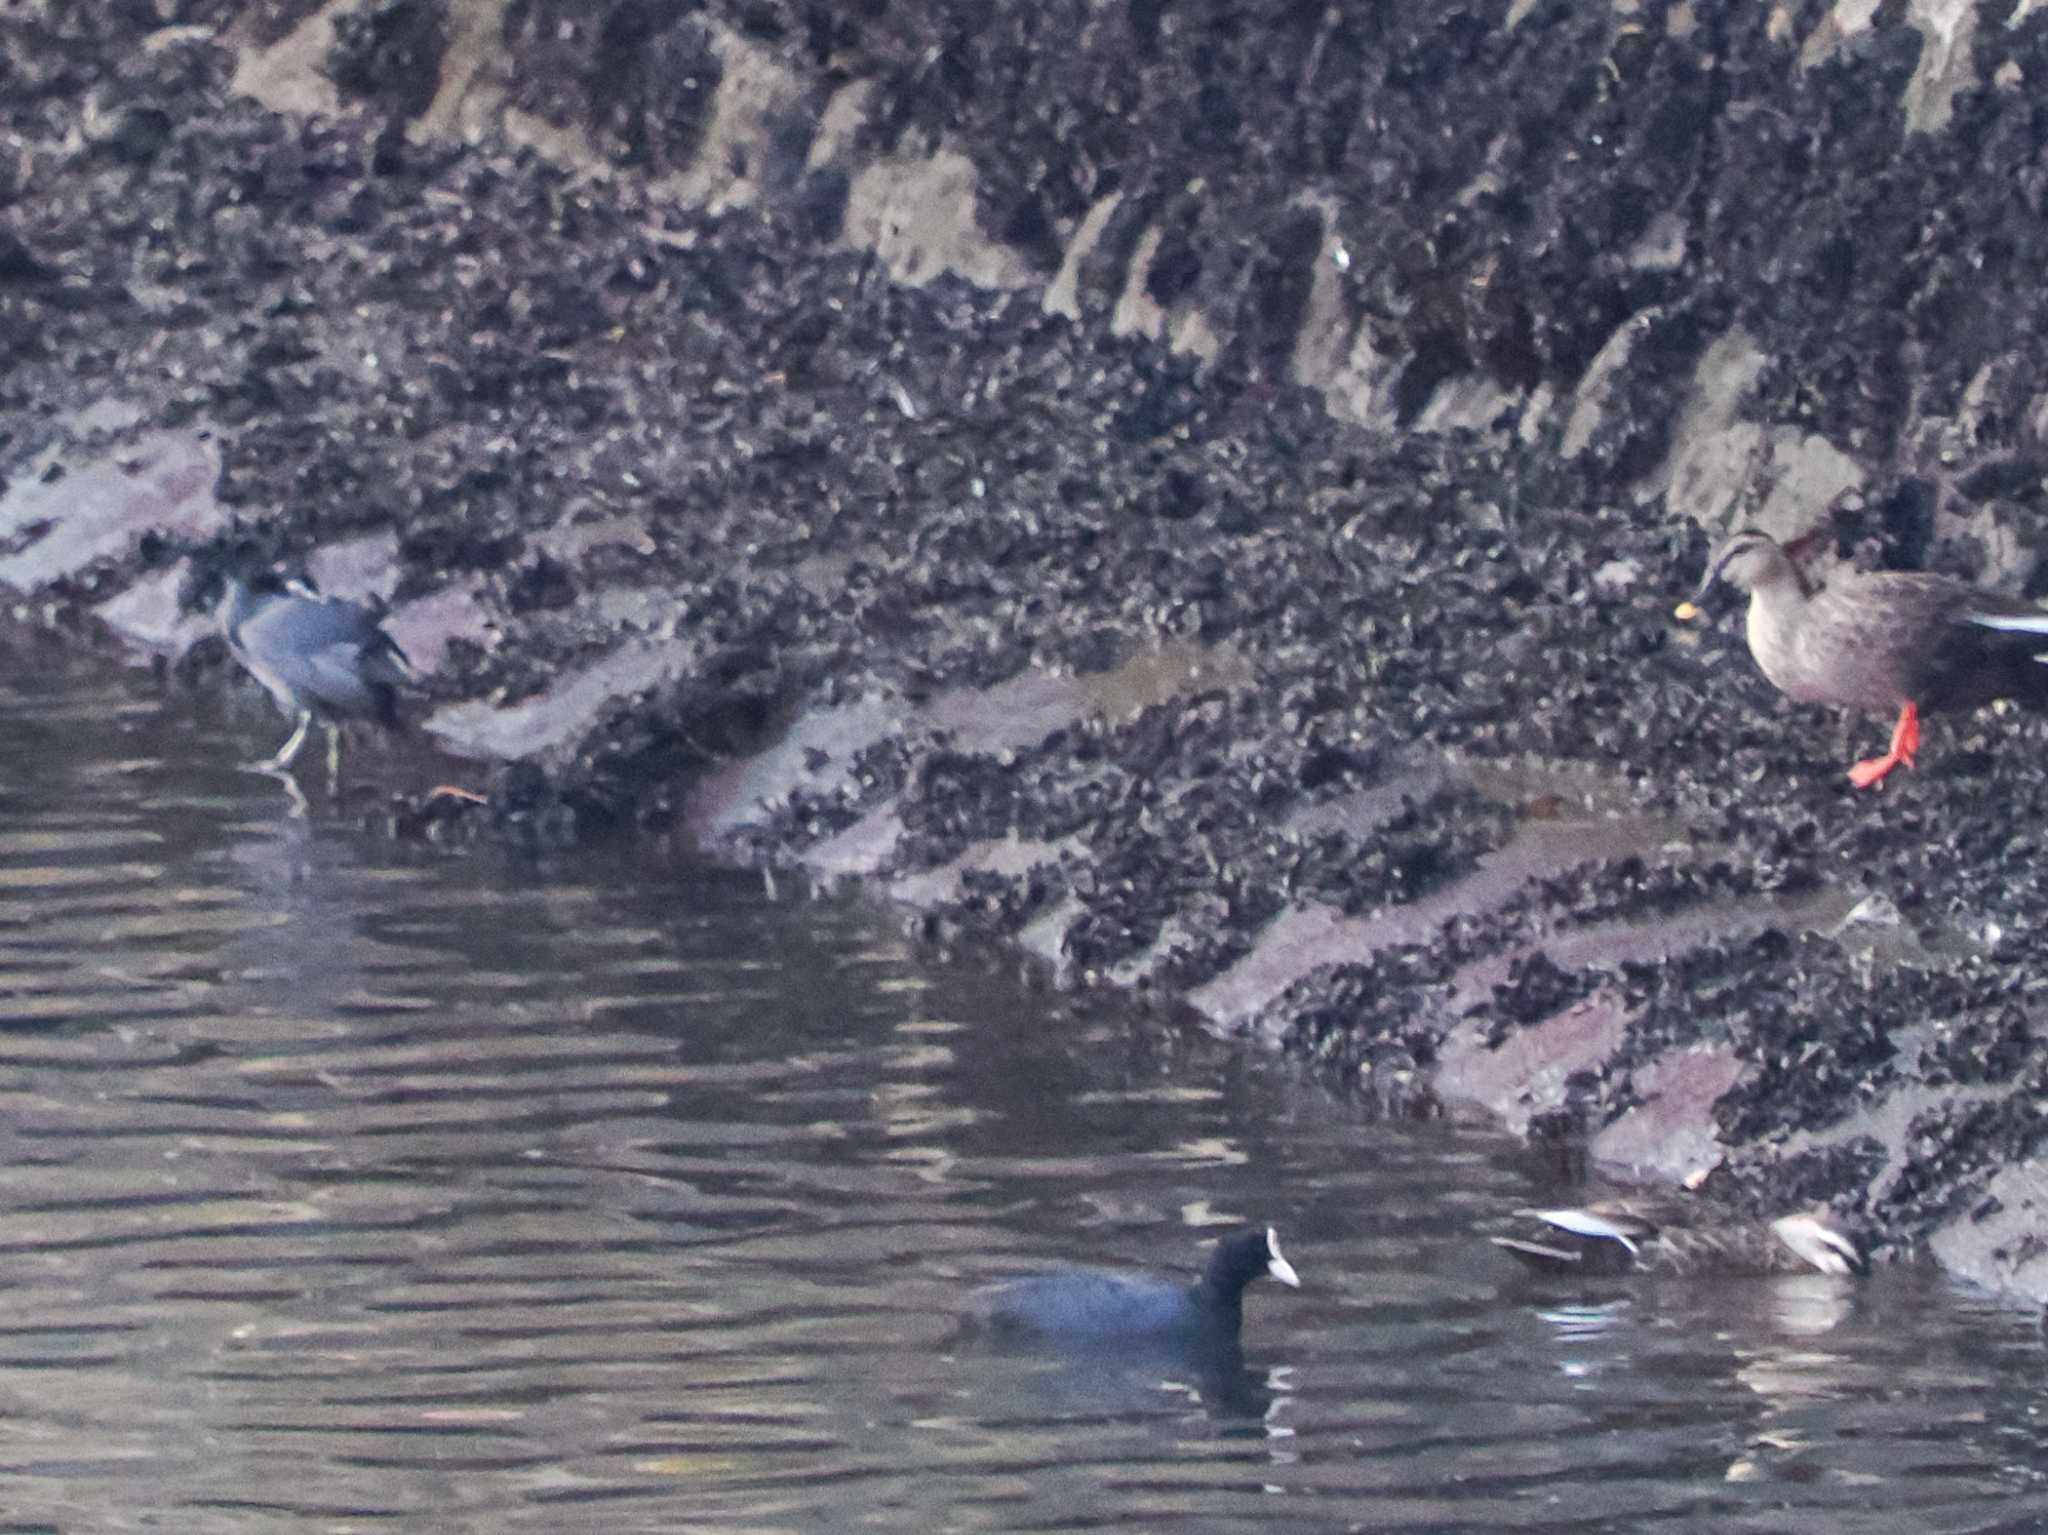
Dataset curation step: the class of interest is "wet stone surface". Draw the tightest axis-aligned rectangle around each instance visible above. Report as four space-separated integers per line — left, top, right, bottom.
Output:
8 4 2048 1297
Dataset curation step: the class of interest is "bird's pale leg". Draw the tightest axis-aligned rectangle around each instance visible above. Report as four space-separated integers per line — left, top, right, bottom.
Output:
266 710 313 770
324 722 342 789
1847 702 1920 789
255 766 311 819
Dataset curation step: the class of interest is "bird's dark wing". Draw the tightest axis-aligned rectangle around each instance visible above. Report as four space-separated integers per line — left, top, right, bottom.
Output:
238 592 411 715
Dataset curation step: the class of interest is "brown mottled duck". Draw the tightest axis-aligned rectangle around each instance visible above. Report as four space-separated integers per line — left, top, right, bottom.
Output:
1493 1202 1869 1279
1677 528 2048 788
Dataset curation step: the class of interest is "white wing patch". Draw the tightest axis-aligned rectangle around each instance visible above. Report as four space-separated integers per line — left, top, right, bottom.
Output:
1964 610 2048 635
1518 1208 1641 1254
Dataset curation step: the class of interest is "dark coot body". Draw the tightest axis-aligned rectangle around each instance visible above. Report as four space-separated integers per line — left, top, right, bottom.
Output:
981 1226 1299 1349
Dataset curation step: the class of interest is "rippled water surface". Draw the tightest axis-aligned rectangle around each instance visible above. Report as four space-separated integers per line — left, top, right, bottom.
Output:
4 625 2048 1533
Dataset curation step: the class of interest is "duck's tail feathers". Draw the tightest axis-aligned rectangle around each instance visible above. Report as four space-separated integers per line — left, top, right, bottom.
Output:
1953 608 2048 703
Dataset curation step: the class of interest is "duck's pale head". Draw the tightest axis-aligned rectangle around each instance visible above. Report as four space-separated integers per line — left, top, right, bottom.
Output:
1675 528 1805 621
1769 1212 1869 1277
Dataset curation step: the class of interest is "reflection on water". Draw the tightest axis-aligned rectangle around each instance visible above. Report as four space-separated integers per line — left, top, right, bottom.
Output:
2 622 2048 1532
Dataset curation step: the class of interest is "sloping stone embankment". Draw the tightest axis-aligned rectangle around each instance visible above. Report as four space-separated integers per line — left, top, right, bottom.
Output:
8 0 2048 1297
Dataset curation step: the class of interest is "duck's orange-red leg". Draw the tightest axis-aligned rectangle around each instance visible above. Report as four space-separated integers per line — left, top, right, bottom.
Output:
1847 701 1920 789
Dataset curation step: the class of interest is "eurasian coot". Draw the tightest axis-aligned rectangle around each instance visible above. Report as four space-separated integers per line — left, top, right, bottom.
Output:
980 1225 1299 1347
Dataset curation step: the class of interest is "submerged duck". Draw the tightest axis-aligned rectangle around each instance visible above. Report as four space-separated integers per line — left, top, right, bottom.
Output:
216 570 413 774
1493 1202 1869 1279
978 1226 1300 1348
1677 527 2048 788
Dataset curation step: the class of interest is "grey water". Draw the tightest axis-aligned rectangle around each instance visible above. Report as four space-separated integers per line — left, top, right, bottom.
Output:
3 622 2047 1535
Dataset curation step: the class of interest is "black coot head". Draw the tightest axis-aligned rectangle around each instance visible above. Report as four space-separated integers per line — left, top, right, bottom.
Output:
1201 1226 1300 1301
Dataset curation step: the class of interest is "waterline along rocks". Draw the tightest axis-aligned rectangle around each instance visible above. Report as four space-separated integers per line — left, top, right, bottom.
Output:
8 2 2048 1298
